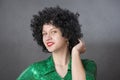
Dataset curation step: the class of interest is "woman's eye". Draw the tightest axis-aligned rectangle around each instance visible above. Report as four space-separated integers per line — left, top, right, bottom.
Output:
42 33 47 36
51 31 57 34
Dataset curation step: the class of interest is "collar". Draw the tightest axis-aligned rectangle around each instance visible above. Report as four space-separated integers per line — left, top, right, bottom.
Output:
43 55 71 75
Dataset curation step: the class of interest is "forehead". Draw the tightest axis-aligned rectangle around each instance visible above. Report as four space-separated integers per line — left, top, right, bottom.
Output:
42 24 58 31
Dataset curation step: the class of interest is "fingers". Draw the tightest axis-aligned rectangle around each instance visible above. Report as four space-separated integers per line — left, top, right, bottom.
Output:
78 39 86 53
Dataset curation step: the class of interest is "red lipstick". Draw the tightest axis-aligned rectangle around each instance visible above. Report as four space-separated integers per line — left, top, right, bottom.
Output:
47 42 54 47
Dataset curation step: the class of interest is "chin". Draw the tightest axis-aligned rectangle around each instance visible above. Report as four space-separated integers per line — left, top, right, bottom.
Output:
46 46 59 53
47 48 55 53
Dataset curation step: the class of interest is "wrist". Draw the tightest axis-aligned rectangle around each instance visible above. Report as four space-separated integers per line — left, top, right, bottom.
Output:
71 49 81 56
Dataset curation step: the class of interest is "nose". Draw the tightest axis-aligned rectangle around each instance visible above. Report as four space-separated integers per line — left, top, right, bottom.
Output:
46 34 52 41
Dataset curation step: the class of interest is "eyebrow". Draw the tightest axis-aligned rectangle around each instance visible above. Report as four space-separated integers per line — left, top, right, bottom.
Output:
42 27 58 32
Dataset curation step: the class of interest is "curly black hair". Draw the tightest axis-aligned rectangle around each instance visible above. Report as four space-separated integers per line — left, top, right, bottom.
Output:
30 6 83 53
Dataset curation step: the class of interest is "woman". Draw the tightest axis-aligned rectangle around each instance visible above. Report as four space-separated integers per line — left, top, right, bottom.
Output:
17 6 96 80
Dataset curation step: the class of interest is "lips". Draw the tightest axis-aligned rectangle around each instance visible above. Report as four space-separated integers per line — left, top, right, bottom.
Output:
46 42 54 47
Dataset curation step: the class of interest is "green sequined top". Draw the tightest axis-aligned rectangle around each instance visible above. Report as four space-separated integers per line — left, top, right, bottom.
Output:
17 56 97 80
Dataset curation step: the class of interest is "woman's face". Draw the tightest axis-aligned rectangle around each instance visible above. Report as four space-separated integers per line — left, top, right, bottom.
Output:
42 24 68 52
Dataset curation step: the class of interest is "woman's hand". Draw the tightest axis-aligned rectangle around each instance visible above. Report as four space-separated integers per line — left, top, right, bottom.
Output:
72 39 86 54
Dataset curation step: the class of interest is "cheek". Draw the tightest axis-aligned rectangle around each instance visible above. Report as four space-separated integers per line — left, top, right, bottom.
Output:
53 34 61 40
55 36 67 44
42 37 46 45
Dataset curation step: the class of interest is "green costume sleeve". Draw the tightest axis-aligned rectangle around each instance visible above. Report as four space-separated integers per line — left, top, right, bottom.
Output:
83 59 97 80
17 64 37 80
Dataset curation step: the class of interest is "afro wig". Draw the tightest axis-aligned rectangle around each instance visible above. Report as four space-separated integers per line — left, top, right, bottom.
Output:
30 6 83 53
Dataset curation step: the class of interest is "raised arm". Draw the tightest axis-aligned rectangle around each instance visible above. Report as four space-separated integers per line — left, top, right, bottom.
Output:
71 39 86 80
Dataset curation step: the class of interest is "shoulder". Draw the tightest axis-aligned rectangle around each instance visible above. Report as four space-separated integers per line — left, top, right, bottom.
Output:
17 57 51 80
82 59 97 80
33 58 48 68
82 59 97 70
30 56 51 73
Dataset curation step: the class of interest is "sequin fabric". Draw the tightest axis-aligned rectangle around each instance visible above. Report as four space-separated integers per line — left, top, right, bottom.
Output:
17 56 96 80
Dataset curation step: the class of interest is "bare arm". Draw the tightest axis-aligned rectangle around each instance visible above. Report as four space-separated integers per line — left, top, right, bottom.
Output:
72 40 86 80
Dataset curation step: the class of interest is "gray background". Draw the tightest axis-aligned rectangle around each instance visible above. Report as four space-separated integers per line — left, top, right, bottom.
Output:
0 0 120 80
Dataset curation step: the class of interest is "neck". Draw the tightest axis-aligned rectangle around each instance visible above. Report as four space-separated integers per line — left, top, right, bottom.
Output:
52 48 70 66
